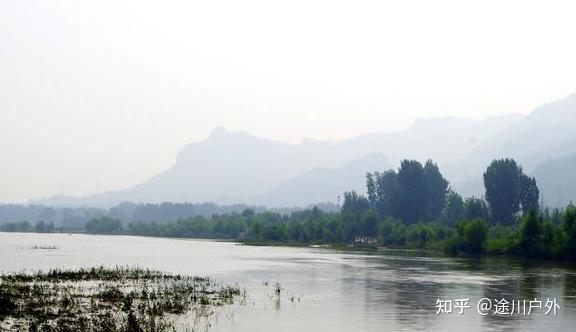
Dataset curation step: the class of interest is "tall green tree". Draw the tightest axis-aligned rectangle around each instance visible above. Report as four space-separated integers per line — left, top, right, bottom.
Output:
519 174 539 214
360 210 380 237
424 160 449 221
519 210 542 257
85 217 122 234
367 160 449 223
464 197 489 221
370 170 399 218
443 190 465 225
342 191 370 215
395 160 428 224
366 173 377 209
460 219 488 254
483 159 522 225
563 204 576 258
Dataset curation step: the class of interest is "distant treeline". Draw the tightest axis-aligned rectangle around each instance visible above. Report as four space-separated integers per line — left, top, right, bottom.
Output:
0 201 336 230
2 158 575 260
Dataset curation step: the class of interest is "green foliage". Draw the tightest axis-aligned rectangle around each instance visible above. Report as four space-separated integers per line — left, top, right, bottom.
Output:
378 218 405 247
445 219 488 255
2 157 570 262
0 221 32 232
35 221 55 233
341 191 370 215
367 159 448 224
563 204 576 258
396 160 428 224
442 191 464 225
485 237 509 255
461 219 488 254
483 158 540 225
360 210 379 236
464 197 489 221
85 217 123 234
483 158 523 225
367 170 398 217
241 208 255 217
519 175 539 213
424 160 450 221
518 210 542 257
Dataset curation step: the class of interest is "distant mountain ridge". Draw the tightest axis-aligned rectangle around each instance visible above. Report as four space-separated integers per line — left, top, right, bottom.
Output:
37 94 576 208
37 113 523 208
446 94 576 181
259 154 391 207
447 94 576 205
532 153 576 208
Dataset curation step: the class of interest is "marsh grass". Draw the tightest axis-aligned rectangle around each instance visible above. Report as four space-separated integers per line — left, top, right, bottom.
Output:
0 266 244 331
29 245 59 250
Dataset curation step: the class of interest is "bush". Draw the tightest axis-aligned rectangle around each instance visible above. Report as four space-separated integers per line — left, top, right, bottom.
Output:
85 217 122 234
444 219 487 255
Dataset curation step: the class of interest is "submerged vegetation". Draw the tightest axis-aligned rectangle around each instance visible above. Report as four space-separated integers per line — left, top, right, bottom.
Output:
0 266 244 331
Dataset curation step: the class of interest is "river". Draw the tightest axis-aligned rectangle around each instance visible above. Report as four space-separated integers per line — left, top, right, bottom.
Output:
1 232 575 331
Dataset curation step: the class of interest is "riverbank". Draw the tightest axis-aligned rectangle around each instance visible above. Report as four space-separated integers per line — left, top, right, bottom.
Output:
2 229 574 264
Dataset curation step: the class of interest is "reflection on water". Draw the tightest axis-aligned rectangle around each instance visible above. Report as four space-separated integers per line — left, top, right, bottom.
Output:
1 232 575 332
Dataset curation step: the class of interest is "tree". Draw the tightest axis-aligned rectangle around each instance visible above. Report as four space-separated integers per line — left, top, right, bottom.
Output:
483 159 522 225
341 191 370 215
443 190 465 225
464 197 489 221
563 204 576 258
519 210 542 257
0 221 32 232
370 170 399 218
85 217 122 234
251 221 262 241
366 173 377 209
360 210 380 237
396 160 428 224
519 175 539 214
460 219 487 254
445 219 487 254
35 221 54 233
367 160 449 224
241 208 255 217
424 160 449 221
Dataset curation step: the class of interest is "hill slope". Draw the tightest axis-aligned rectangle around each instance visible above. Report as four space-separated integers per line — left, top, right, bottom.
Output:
532 153 576 208
38 114 520 208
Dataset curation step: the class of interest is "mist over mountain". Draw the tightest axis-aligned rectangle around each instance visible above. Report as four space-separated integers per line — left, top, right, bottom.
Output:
37 113 521 208
448 94 576 204
35 94 576 208
258 154 391 207
447 94 576 178
532 153 576 208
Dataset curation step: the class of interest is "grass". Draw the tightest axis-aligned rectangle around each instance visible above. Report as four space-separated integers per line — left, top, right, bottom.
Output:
30 245 59 250
0 266 245 331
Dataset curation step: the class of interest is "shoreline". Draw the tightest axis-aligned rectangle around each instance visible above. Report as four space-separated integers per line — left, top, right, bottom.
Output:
2 230 575 267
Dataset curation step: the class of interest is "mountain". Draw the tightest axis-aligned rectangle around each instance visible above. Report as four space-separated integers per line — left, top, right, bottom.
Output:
258 154 391 207
449 94 576 204
37 114 521 208
532 153 576 208
447 94 576 183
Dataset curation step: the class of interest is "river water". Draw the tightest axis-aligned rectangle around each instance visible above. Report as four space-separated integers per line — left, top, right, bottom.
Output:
1 232 575 331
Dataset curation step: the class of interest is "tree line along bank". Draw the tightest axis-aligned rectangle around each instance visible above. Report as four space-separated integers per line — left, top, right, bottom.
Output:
2 158 576 260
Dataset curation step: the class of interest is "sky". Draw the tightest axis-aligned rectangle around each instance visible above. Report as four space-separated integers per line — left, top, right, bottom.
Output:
1 0 576 203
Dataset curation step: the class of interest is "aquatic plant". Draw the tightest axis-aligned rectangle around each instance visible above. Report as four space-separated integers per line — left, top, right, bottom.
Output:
0 266 245 331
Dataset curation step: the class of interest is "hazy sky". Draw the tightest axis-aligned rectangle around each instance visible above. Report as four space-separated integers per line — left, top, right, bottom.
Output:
1 0 576 203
